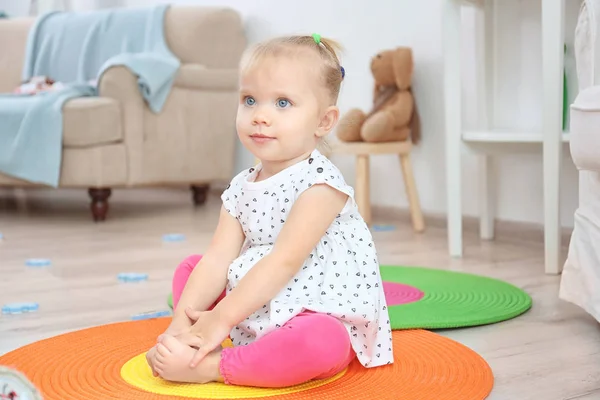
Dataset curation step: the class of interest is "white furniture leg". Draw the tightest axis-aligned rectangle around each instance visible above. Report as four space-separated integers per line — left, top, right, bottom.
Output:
479 155 495 240
443 0 463 257
476 0 496 240
542 0 565 275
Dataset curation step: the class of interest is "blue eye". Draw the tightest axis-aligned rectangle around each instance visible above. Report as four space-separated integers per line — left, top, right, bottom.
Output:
276 98 290 108
244 96 255 106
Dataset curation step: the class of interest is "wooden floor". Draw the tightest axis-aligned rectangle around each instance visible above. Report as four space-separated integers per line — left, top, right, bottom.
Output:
1 187 599 400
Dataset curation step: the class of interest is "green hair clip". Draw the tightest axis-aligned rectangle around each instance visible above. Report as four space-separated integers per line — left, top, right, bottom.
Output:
312 33 321 45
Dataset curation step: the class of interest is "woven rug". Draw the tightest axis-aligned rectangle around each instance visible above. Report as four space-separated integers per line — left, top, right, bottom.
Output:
380 265 532 330
0 318 494 399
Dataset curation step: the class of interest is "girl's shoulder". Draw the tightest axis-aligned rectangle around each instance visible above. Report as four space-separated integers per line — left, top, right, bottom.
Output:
292 150 355 201
220 166 255 217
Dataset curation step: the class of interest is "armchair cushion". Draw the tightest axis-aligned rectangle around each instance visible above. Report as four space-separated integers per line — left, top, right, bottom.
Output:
63 97 122 147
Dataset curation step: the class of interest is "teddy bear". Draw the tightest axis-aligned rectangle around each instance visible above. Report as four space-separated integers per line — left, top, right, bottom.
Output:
336 46 420 144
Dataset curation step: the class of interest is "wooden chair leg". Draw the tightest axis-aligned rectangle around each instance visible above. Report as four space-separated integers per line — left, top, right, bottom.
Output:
88 188 112 222
355 154 371 224
399 154 425 232
190 184 210 206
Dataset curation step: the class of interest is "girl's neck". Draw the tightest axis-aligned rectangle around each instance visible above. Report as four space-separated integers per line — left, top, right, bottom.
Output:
257 150 314 181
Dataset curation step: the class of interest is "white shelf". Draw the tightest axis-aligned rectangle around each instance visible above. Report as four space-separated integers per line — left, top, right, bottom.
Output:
443 0 566 275
462 130 571 143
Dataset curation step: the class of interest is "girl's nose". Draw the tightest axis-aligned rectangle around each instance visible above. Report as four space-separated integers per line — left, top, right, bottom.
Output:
252 109 270 126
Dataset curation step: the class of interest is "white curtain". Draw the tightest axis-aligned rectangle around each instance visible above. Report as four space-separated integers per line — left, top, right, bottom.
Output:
559 0 600 324
574 0 600 91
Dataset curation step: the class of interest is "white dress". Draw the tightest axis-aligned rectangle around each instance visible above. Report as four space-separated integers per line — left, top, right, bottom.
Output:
221 149 394 368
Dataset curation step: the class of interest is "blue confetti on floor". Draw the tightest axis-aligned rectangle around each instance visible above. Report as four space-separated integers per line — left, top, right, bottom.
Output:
162 233 186 242
2 302 39 314
372 224 396 232
25 258 51 267
131 310 172 320
117 272 149 283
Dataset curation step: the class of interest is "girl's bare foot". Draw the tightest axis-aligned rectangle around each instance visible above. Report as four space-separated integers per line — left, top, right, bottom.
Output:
154 334 223 383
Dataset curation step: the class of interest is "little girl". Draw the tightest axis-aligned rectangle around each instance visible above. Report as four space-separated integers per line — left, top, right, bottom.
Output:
146 33 394 388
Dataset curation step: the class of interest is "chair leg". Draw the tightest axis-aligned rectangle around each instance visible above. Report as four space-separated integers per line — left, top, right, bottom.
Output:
191 184 210 206
399 154 425 232
88 188 111 222
355 154 371 224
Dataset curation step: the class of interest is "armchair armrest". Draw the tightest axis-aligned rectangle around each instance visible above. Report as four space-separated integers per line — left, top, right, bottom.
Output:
97 65 146 183
98 65 144 107
96 63 240 186
174 64 239 91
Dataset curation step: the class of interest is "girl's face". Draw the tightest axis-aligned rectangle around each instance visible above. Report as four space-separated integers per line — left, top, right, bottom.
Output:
236 53 337 168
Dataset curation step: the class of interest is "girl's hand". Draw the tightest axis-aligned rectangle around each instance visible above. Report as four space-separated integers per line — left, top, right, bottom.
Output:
145 345 160 377
174 307 232 368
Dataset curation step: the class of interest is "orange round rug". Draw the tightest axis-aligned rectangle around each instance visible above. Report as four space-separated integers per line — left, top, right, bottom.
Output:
0 318 494 399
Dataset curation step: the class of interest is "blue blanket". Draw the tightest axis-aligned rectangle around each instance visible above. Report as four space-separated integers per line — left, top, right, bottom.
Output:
0 86 96 187
0 5 180 187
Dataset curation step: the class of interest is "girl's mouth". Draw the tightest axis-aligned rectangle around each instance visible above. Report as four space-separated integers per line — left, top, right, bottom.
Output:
250 133 276 143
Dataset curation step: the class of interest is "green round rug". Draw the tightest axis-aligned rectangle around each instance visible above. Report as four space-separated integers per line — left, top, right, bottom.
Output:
380 265 532 330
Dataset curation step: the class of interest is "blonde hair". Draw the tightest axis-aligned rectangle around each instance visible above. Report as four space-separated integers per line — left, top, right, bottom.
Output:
239 34 345 104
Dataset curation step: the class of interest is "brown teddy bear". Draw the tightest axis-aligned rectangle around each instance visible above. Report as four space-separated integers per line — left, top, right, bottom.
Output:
336 47 420 144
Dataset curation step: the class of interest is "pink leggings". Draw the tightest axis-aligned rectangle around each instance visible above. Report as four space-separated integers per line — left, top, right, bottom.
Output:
172 254 356 387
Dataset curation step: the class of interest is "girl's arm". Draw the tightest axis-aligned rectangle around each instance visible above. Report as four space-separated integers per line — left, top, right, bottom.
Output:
212 184 348 330
170 205 245 328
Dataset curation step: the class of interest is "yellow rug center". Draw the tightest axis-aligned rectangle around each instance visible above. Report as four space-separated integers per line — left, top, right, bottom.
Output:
120 341 346 399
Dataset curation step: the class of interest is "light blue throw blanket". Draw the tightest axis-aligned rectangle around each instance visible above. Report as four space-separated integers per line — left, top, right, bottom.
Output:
0 5 180 187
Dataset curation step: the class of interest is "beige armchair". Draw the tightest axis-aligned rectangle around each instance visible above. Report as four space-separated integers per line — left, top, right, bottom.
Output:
0 6 246 221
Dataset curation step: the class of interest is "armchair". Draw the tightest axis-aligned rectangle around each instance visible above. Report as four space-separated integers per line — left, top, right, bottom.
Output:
0 6 246 221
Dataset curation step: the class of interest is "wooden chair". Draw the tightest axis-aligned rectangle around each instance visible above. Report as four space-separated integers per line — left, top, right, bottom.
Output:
329 141 425 233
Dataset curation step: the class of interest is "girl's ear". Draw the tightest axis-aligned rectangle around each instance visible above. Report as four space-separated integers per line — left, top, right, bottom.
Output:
316 105 340 138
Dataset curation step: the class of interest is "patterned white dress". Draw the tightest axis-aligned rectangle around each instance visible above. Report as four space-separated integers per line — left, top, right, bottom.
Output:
221 149 394 368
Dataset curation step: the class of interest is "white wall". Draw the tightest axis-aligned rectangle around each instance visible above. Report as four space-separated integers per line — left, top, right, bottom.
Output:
0 0 31 16
0 0 124 16
47 0 585 228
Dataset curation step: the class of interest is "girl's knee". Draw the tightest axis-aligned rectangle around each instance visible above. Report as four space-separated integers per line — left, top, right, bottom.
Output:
286 313 352 361
301 314 354 377
175 254 203 273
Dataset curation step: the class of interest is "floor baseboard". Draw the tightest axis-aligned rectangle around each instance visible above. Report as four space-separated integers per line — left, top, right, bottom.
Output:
371 205 573 247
